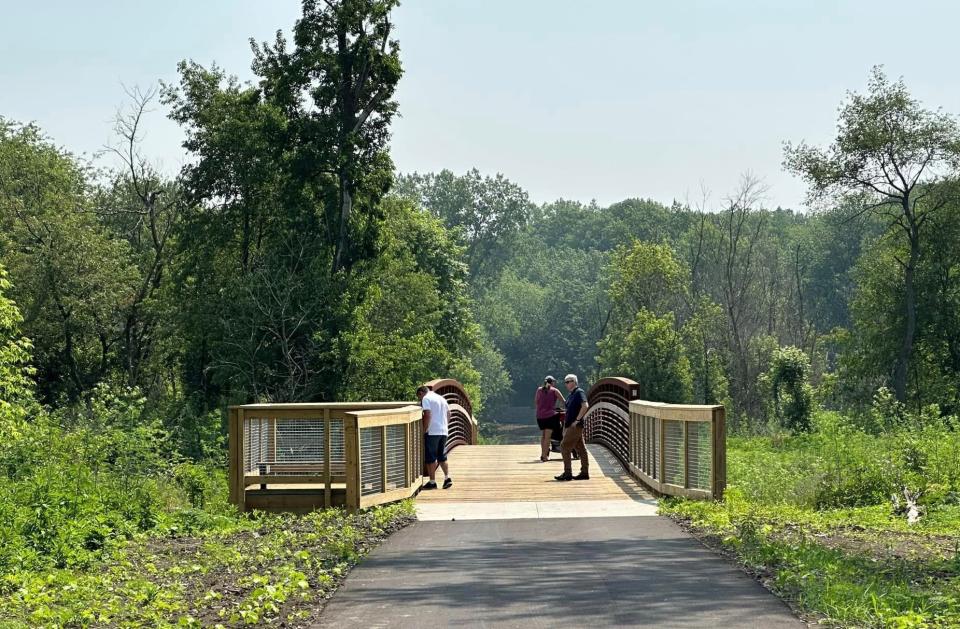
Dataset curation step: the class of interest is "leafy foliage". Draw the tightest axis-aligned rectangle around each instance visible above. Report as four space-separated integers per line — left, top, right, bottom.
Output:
598 309 693 403
764 346 814 433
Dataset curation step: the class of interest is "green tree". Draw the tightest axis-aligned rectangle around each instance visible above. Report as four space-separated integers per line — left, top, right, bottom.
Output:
606 240 686 327
597 309 693 403
785 67 960 402
162 0 404 404
0 264 34 416
252 0 402 274
395 169 533 278
334 198 487 405
0 120 138 402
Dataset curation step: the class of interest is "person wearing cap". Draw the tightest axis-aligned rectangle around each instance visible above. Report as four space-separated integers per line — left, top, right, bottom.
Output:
534 376 565 462
555 374 590 481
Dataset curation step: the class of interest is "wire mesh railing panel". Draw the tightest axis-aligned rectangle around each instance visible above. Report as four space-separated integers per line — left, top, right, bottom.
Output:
663 419 685 486
243 417 270 474
272 419 324 473
360 427 384 496
385 424 406 490
329 419 345 476
633 414 658 481
688 421 712 491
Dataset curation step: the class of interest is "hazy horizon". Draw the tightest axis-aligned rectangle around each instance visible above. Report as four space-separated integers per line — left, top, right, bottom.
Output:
4 1 960 211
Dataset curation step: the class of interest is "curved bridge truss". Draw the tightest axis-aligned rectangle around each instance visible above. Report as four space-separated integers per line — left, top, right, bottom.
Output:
582 377 641 465
422 378 478 453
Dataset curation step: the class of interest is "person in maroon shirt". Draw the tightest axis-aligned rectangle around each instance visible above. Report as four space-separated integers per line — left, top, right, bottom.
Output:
534 376 565 462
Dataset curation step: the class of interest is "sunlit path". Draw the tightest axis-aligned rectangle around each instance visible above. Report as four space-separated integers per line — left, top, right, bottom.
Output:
415 444 658 520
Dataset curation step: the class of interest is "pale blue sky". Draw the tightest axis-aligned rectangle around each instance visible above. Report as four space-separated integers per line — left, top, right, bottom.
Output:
3 1 959 209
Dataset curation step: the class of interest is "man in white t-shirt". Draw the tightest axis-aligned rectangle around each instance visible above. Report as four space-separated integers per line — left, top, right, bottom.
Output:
417 385 452 490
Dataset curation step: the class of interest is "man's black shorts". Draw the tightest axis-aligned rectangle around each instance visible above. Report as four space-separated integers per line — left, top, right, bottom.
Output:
424 434 448 464
537 413 562 432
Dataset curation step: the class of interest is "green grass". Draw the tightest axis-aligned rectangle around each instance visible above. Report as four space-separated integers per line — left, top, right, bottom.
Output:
661 414 960 628
0 501 415 628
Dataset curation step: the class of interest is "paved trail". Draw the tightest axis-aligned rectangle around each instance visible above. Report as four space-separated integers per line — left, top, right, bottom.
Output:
317 437 803 627
317 516 802 628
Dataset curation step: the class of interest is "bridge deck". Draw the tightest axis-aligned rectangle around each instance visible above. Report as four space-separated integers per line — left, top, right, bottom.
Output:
415 444 654 508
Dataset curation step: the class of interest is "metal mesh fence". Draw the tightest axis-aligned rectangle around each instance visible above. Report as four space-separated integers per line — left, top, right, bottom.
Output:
242 416 346 478
243 417 269 474
385 424 406 490
630 414 659 481
275 418 323 466
360 427 384 496
687 421 712 490
663 420 685 486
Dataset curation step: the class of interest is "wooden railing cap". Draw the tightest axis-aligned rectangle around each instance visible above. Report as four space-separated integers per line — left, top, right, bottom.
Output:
229 401 415 411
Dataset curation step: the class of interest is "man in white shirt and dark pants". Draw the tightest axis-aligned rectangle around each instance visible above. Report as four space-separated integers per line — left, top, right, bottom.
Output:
417 385 452 490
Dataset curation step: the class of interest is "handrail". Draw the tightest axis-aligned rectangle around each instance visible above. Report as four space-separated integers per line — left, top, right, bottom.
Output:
227 378 476 513
583 378 725 500
344 406 424 510
228 401 424 512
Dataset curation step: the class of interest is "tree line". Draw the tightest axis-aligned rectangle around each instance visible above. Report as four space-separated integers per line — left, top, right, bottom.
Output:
2 0 959 451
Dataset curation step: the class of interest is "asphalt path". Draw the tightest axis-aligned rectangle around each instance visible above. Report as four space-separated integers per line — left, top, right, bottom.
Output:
316 516 803 628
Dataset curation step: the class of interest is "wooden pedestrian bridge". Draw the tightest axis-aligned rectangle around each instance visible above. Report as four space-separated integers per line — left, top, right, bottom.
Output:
227 378 726 514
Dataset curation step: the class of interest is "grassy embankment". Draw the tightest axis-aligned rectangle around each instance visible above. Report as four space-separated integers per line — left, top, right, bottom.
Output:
662 411 960 627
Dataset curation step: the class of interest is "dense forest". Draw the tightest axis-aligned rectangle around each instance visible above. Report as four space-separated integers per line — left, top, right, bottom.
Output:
2 1 960 626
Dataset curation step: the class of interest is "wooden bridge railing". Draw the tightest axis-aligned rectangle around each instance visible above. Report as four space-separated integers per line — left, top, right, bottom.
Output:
228 379 476 512
584 378 726 500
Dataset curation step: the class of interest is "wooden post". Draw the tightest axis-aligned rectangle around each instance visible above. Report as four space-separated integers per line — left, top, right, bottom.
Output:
323 408 331 508
228 408 239 505
683 420 690 489
712 407 727 500
345 415 361 512
236 409 246 512
658 417 666 484
403 421 410 488
381 425 388 492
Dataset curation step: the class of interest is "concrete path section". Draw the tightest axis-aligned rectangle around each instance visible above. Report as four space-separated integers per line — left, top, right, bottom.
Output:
417 498 659 521
317 517 804 628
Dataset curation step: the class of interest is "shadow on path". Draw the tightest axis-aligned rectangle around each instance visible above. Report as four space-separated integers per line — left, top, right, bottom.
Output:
317 517 803 628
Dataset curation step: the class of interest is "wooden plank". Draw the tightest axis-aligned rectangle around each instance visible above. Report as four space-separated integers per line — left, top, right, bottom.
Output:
380 424 388 496
230 402 414 411
359 480 423 509
712 406 727 500
416 445 655 504
659 482 713 500
245 474 347 484
324 408 332 508
629 400 722 421
345 415 360 512
228 408 239 505
349 406 421 428
244 489 348 513
236 408 246 512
